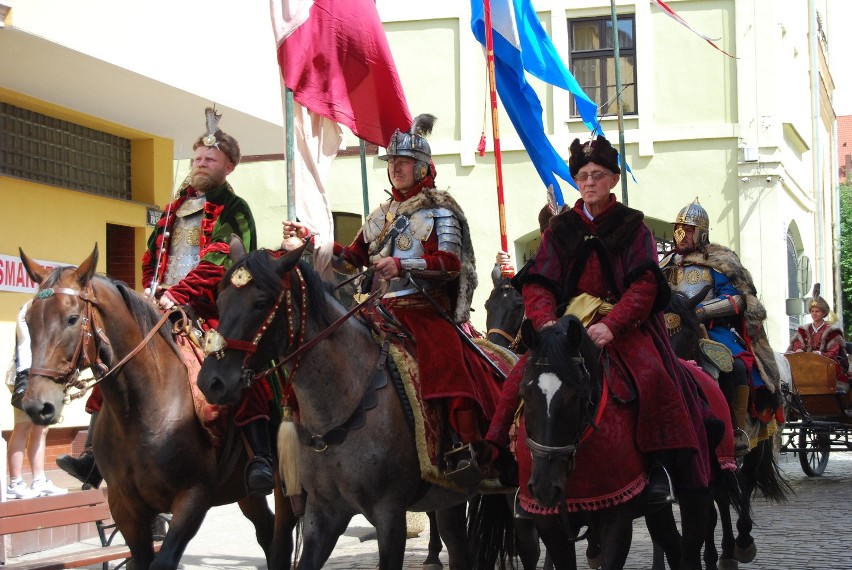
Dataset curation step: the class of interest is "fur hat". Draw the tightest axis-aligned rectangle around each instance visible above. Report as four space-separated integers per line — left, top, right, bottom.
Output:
193 107 241 166
808 283 830 315
569 135 620 177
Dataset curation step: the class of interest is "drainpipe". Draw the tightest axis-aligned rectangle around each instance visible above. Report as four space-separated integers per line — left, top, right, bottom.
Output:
809 0 824 288
833 120 843 328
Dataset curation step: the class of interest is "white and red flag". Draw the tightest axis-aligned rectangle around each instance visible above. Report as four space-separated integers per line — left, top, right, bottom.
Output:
651 0 735 58
270 0 412 275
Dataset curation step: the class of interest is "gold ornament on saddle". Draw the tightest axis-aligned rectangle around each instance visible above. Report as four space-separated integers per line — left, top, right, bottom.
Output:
202 329 228 359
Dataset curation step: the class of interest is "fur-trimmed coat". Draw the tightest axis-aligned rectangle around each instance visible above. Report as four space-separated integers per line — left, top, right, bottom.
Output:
788 321 850 374
663 244 781 392
508 195 713 490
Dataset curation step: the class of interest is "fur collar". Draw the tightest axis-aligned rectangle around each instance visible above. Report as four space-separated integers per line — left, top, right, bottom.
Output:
549 201 645 254
395 189 478 323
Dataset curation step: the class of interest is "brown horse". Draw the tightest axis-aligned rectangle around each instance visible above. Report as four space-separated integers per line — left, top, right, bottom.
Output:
19 246 297 570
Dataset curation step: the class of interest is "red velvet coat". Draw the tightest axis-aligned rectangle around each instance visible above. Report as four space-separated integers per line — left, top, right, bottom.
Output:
334 184 500 425
491 196 713 490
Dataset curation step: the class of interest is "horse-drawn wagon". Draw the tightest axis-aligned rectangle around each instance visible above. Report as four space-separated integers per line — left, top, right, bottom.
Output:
779 351 852 476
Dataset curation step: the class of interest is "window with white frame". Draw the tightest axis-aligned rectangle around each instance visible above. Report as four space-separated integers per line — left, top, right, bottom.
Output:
569 16 637 117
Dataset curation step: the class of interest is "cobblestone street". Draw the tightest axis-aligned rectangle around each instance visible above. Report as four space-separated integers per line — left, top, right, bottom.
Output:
11 451 851 569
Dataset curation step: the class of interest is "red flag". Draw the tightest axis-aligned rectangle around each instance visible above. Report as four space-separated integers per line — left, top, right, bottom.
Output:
272 0 412 147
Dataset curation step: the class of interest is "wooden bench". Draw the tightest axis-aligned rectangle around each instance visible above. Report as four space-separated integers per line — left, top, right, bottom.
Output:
0 488 163 570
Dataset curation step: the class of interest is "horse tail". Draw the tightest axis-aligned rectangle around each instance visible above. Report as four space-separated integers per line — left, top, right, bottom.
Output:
748 439 792 504
467 493 515 570
277 420 301 495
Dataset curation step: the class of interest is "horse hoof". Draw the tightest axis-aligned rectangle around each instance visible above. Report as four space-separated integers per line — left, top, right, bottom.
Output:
422 563 443 570
734 542 756 563
718 557 738 570
586 555 602 569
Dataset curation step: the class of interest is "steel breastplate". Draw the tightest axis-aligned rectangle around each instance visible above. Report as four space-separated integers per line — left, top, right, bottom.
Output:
164 199 205 286
666 259 714 301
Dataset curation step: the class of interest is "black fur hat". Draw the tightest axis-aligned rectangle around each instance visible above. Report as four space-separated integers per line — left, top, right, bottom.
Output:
569 135 620 177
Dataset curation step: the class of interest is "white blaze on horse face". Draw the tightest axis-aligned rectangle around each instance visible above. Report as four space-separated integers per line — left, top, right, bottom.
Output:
537 372 562 418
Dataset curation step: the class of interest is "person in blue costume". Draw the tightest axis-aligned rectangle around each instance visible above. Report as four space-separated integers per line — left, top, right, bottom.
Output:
660 198 782 456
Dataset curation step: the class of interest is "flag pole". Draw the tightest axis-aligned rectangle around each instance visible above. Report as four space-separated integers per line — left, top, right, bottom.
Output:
359 139 370 220
483 0 509 253
609 0 629 206
285 87 296 221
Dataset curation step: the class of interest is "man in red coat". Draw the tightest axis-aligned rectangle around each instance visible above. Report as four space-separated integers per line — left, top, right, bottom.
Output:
284 114 501 460
485 136 714 506
788 284 850 390
58 109 275 496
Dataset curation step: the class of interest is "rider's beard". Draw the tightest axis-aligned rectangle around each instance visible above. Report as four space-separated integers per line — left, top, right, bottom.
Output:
190 170 222 194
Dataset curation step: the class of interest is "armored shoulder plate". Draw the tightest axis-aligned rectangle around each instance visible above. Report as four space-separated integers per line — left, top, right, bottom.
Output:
412 207 462 257
363 200 400 242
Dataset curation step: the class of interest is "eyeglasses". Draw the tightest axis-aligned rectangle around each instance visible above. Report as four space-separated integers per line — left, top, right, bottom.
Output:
574 171 612 182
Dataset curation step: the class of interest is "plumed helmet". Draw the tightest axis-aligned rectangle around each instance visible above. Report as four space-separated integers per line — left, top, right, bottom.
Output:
193 107 241 166
381 114 436 183
808 283 830 315
568 135 621 177
673 197 710 248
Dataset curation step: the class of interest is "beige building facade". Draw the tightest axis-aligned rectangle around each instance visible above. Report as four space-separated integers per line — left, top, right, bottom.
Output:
0 0 843 429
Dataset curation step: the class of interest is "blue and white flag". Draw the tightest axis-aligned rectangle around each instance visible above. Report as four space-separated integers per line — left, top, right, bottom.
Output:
471 0 604 206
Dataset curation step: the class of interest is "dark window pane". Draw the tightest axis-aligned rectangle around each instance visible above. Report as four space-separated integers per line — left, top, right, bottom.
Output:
0 102 131 200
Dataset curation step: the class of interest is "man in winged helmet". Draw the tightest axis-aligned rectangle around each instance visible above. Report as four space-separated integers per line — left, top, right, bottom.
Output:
58 108 277 497
661 198 783 456
283 114 501 462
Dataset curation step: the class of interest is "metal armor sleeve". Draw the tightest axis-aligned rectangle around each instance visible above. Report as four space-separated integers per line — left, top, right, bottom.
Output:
697 295 744 322
435 215 462 257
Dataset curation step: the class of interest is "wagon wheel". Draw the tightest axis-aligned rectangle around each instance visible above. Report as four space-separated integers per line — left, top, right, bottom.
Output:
798 427 830 476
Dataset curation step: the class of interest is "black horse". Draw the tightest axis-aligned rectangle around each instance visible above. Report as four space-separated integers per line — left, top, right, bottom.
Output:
666 289 790 569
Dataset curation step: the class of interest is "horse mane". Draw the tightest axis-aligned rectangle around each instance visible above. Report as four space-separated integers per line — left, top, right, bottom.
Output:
538 317 599 393
666 290 703 360
228 250 335 329
109 277 182 358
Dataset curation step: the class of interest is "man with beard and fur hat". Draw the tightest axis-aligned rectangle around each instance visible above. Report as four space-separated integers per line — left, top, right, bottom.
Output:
483 135 717 508
660 198 783 456
283 114 502 469
788 283 851 391
59 108 275 497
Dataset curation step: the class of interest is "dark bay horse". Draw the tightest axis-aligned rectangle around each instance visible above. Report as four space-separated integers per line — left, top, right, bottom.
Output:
518 315 728 570
666 289 790 569
484 268 524 352
19 246 296 570
197 243 509 570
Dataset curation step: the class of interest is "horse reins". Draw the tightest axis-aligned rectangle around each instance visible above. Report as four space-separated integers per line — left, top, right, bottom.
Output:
30 282 190 402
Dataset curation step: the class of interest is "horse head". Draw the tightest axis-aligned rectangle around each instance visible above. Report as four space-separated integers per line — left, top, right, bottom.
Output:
484 271 524 350
519 315 601 508
19 245 100 425
198 236 308 406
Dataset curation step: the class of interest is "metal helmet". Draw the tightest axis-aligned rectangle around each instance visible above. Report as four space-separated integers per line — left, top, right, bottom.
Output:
673 197 710 249
381 114 435 183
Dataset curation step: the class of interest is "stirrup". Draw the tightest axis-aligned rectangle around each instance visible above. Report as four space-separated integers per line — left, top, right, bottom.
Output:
646 464 676 505
443 444 484 488
734 428 751 458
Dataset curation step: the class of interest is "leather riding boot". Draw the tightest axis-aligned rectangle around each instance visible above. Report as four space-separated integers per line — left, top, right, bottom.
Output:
57 412 103 488
56 448 103 488
732 385 751 457
646 458 676 505
242 420 275 496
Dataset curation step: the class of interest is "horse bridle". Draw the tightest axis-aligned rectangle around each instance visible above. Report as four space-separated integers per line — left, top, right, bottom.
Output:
203 266 383 389
28 282 179 402
524 354 609 462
